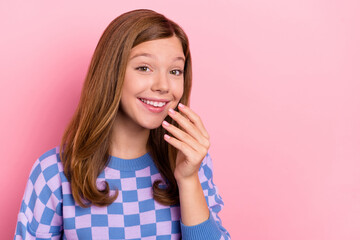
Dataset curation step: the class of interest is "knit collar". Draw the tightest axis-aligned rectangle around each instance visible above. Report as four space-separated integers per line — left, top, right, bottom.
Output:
107 152 154 171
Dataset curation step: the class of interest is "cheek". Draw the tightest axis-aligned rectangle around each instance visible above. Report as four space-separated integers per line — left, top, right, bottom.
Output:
122 71 148 95
173 80 184 100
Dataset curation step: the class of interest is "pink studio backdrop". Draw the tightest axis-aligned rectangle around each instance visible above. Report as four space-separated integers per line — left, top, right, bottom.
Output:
1 0 359 239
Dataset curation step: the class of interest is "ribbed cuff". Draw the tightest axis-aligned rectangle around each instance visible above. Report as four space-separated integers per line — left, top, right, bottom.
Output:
180 211 222 240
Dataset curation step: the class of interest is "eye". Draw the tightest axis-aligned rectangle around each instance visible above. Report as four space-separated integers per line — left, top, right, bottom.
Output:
170 69 184 76
135 66 151 72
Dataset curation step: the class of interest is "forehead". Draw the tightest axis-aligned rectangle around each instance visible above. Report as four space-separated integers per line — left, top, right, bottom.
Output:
129 36 185 60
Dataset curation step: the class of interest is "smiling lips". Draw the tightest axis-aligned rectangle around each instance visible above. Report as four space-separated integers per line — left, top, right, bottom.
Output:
138 98 170 113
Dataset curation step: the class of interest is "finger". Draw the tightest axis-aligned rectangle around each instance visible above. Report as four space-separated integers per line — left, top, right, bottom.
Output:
162 120 201 152
177 103 210 139
168 108 210 148
163 134 198 161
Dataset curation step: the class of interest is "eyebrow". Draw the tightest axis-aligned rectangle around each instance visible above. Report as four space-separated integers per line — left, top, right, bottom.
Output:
129 52 185 63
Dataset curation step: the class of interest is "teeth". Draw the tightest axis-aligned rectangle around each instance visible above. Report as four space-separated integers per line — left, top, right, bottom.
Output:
141 98 166 107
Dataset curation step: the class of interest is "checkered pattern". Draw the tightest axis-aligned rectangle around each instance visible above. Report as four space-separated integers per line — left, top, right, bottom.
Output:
14 146 231 240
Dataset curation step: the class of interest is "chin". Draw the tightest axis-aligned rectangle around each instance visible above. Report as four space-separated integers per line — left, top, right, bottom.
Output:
140 119 164 130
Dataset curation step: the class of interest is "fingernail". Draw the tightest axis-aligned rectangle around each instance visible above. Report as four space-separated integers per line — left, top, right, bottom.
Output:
169 108 175 115
178 103 185 109
164 134 171 140
162 120 170 127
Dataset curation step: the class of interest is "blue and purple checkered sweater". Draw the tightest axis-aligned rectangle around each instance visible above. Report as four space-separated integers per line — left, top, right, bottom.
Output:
14 146 230 239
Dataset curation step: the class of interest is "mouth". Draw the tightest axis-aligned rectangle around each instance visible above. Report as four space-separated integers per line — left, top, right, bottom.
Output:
138 97 171 114
138 98 170 108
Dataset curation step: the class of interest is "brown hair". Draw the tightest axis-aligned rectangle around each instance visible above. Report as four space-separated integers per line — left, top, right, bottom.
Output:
59 9 192 207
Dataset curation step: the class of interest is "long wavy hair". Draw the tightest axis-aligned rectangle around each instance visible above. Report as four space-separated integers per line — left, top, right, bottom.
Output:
59 9 192 207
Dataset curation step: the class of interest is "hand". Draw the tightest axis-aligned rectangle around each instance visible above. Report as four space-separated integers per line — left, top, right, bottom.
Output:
162 103 210 182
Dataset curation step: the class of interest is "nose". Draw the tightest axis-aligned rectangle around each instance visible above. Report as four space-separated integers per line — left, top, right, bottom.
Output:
151 71 169 93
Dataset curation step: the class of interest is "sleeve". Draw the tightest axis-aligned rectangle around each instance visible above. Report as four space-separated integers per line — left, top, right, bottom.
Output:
180 153 231 240
14 148 63 240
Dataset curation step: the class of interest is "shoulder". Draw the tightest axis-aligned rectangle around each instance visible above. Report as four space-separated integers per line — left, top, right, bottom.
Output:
17 147 65 237
28 146 66 190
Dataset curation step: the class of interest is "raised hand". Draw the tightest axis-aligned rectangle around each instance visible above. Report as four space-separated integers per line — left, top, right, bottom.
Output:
162 103 210 182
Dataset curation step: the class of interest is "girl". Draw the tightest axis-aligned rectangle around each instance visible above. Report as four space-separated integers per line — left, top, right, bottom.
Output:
15 9 230 239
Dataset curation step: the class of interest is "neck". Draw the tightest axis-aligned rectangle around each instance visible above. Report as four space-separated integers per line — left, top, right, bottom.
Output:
109 111 150 159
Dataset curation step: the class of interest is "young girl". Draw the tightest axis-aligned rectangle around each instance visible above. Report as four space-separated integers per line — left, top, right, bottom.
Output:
15 9 230 240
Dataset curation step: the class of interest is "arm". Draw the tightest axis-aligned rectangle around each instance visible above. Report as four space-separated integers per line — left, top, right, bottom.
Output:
177 172 209 226
179 154 231 240
14 148 63 240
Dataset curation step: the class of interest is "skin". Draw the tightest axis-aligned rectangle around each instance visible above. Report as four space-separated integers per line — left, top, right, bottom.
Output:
110 35 210 226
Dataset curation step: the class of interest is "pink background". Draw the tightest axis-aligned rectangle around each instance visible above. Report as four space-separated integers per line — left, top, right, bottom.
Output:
1 0 359 239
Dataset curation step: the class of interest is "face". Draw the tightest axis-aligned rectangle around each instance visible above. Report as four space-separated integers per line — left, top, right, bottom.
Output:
118 36 185 130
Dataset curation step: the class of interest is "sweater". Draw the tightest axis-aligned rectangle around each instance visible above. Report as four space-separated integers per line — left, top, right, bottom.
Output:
14 146 231 239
